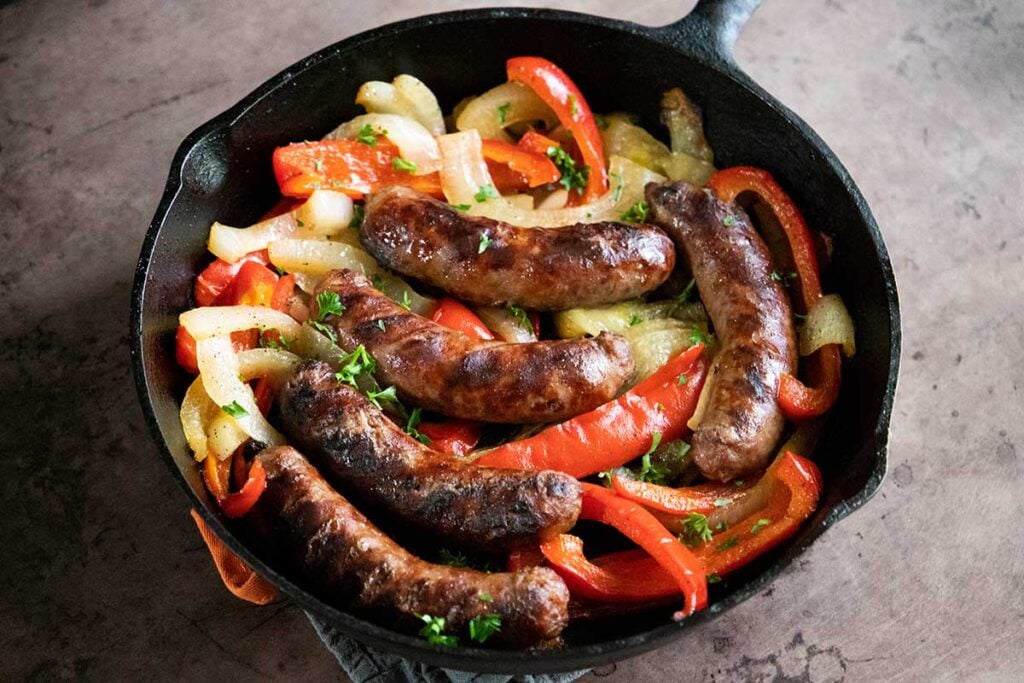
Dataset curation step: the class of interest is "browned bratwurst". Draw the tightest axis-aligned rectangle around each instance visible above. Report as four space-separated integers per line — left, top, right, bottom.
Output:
310 269 634 423
646 181 797 481
249 446 570 646
360 185 675 310
278 360 582 552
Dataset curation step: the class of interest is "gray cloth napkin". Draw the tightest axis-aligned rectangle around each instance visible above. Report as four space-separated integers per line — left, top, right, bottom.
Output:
308 613 589 683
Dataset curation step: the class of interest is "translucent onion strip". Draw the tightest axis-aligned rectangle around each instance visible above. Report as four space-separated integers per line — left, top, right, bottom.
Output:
180 305 301 340
207 190 353 263
196 335 284 447
268 238 379 278
181 377 219 461
206 411 248 461
357 75 446 137
236 348 303 384
455 81 557 142
326 114 441 175
438 130 496 206
799 293 856 358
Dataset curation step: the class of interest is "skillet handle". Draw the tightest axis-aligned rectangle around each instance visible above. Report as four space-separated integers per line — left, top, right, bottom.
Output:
658 0 763 66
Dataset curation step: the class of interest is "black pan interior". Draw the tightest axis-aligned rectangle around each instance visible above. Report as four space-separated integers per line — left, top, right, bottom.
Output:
132 7 900 674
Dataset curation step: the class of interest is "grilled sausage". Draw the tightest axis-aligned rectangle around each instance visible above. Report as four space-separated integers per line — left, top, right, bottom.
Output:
311 268 634 423
278 360 582 552
646 181 797 481
360 185 675 310
249 446 570 646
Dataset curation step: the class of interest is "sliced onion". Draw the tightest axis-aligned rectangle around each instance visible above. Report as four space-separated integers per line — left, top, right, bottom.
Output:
326 114 440 175
357 75 446 137
292 272 321 295
181 377 218 461
206 411 248 461
438 130 496 205
195 335 284 447
236 348 303 384
535 188 568 210
622 319 697 381
799 293 856 357
294 322 348 367
455 81 557 141
268 238 379 277
610 155 666 215
207 190 351 263
474 306 537 343
180 305 301 340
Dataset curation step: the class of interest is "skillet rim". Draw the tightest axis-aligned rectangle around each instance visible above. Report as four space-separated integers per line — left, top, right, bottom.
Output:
129 5 901 674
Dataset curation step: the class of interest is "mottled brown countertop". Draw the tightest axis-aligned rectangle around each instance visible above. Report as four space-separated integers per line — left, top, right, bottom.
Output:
1 0 1021 680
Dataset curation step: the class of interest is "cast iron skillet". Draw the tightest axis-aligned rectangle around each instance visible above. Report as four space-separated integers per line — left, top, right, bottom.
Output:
130 0 900 674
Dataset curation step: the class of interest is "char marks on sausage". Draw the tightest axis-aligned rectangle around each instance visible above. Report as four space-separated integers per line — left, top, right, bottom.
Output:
646 181 797 481
250 446 570 646
278 360 582 552
360 185 675 310
311 268 635 424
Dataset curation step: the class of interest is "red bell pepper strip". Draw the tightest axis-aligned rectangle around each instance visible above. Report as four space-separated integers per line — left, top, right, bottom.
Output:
194 249 270 306
611 476 752 516
270 273 296 312
577 483 707 618
431 298 495 340
709 166 841 419
215 260 279 307
273 139 444 200
475 344 707 477
481 139 560 188
543 452 823 602
175 324 200 375
203 451 232 501
507 547 546 572
418 420 482 458
517 130 561 158
506 57 608 202
219 459 268 518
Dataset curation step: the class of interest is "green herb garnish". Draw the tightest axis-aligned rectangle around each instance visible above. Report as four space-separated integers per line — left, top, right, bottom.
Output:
716 537 739 551
621 200 649 223
568 94 579 117
392 157 417 173
468 614 502 644
676 278 697 305
221 401 248 418
474 183 499 202
546 146 589 195
497 102 511 124
376 319 387 331
707 572 722 584
315 290 345 321
356 123 379 146
679 512 713 547
349 204 364 229
365 385 398 409
398 289 412 311
333 344 376 387
507 305 531 330
438 548 470 568
310 320 337 345
677 374 689 385
418 615 458 647
405 407 431 444
451 203 471 212
628 313 643 327
723 214 736 226
750 518 772 534
713 498 731 507
479 593 494 602
478 232 492 254
770 271 798 286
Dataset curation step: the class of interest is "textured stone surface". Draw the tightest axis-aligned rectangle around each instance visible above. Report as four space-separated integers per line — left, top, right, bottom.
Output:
1 0 1021 680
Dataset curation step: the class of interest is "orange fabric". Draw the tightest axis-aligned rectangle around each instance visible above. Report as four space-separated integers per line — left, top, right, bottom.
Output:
190 509 278 605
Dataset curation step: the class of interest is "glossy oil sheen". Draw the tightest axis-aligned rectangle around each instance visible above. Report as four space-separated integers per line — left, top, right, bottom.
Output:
131 1 900 674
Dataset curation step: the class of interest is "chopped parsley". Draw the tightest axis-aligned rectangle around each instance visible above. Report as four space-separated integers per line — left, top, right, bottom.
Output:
595 113 610 130
610 171 624 203
273 265 286 276
468 613 502 644
497 102 511 124
676 278 697 304
392 157 417 173
770 271 798 286
398 289 412 311
333 345 376 387
221 401 248 418
507 305 531 330
628 313 644 327
546 146 589 195
315 290 345 321
349 204 364 229
677 374 689 385
376 319 387 331
259 330 292 351
713 498 731 507
723 214 736 226
567 94 579 117
478 593 494 602
356 123 379 146
679 512 713 547
451 203 471 212
438 548 470 568
689 326 711 346
309 320 337 344
716 537 739 552
750 518 772 534
417 615 458 647
478 232 492 254
365 385 398 409
621 200 649 223
637 432 664 482
295 218 305 228
405 407 431 444
707 572 722 584
635 439 690 486
474 183 499 203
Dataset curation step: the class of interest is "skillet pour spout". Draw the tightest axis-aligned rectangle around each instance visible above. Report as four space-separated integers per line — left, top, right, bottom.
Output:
131 0 900 674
